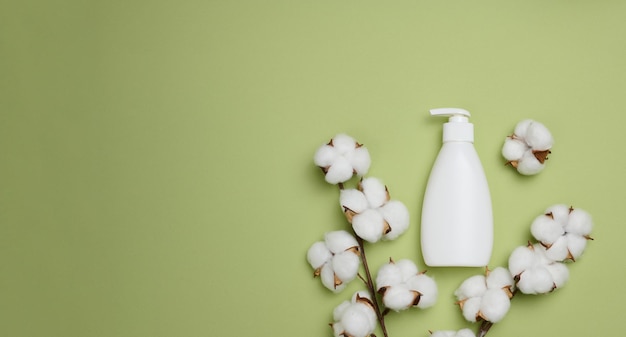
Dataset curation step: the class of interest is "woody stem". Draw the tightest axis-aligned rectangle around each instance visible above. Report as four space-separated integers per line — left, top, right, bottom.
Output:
357 236 389 337
477 321 493 337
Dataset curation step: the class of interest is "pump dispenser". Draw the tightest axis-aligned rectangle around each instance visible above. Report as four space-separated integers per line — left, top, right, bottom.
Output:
420 108 493 267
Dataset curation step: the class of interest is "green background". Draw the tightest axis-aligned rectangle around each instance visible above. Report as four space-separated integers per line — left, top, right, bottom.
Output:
1 1 624 336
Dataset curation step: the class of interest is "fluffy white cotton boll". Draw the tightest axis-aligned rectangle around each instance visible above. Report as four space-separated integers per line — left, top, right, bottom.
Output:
395 259 419 281
380 200 410 241
504 120 553 175
360 177 388 208
324 157 354 184
340 189 369 215
480 288 511 323
531 214 565 244
564 233 588 260
332 291 377 337
502 137 527 161
431 329 476 337
352 209 385 243
516 267 554 295
346 146 371 176
547 262 569 289
314 144 338 168
376 259 437 310
346 292 377 337
332 250 360 283
325 230 358 254
514 119 534 140
543 237 570 261
314 134 370 184
486 267 514 290
508 245 536 278
457 329 477 337
566 208 593 236
321 263 345 292
340 306 375 337
408 274 438 308
512 244 569 294
381 284 415 311
525 121 553 151
455 275 487 300
331 322 345 337
376 262 402 289
516 150 545 175
331 134 358 154
544 204 570 224
532 205 593 261
461 297 482 322
333 300 351 321
307 241 331 270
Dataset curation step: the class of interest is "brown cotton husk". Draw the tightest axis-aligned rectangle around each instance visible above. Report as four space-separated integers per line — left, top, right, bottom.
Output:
502 285 514 299
355 293 376 311
540 241 553 249
382 221 392 235
343 207 357 223
329 323 353 337
334 273 342 288
377 286 389 296
550 282 558 292
313 268 322 277
533 149 551 164
506 160 519 168
566 250 576 262
411 290 422 306
346 246 360 255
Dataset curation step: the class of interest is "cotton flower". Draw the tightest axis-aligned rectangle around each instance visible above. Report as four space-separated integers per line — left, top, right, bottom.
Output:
340 177 410 243
502 119 553 175
430 329 476 337
331 291 377 337
530 204 594 262
314 134 371 184
508 243 569 295
454 267 514 323
375 258 437 311
307 231 360 292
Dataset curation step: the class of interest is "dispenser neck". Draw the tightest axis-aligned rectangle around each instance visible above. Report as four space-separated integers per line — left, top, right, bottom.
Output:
443 122 474 143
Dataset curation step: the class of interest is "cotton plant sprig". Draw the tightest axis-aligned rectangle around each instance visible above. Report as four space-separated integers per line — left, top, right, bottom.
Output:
431 204 594 337
308 134 438 337
502 119 553 175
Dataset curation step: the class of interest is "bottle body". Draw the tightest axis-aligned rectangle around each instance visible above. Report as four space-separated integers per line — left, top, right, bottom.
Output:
421 142 493 267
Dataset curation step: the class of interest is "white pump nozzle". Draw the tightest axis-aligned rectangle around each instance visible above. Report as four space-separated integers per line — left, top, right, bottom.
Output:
430 108 471 122
430 107 473 142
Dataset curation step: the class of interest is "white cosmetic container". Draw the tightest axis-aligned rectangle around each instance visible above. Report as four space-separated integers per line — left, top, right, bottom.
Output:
421 108 493 267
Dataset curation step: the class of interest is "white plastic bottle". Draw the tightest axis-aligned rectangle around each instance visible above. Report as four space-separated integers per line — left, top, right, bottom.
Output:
421 108 493 267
